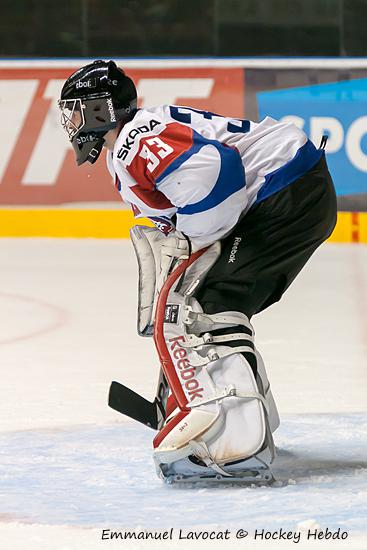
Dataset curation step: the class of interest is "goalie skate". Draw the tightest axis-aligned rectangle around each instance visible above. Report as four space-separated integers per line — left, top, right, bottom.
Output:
155 447 275 485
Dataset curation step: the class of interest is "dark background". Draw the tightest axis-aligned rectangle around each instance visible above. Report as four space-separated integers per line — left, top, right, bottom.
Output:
1 0 366 57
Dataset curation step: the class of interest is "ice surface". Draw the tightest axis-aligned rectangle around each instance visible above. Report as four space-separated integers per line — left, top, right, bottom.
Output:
0 239 366 549
0 415 366 529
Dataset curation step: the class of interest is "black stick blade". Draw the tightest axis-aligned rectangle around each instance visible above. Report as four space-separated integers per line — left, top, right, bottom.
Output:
108 381 159 430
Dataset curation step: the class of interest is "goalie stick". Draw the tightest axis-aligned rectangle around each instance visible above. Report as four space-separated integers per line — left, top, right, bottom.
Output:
108 369 170 430
109 230 193 431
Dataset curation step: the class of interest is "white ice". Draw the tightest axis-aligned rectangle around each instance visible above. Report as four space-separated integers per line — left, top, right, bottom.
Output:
0 239 366 549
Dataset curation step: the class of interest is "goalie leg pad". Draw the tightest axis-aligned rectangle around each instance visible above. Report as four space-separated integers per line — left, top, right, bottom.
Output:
130 225 190 336
154 326 269 470
153 245 279 480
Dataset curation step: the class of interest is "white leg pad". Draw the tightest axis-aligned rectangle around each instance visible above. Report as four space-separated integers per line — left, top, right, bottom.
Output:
204 353 266 463
154 351 267 467
152 245 279 479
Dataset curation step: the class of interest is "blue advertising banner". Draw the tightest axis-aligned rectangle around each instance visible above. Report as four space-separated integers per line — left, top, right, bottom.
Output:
257 78 367 202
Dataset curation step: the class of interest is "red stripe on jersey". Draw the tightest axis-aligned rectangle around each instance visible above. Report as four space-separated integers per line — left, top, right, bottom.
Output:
126 123 193 187
130 184 173 210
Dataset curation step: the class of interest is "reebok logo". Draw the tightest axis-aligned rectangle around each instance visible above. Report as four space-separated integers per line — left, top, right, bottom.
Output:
228 237 242 263
107 98 116 123
169 336 204 402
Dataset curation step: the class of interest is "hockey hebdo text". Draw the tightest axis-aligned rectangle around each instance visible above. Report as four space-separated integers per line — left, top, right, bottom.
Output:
101 527 349 543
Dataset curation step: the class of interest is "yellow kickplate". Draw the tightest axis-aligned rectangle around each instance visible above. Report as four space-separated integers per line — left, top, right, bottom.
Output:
328 212 367 243
0 209 152 238
0 209 366 242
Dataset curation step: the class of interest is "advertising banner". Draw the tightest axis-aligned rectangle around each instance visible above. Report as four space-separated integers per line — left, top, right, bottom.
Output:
0 66 244 205
1 60 366 241
245 68 367 212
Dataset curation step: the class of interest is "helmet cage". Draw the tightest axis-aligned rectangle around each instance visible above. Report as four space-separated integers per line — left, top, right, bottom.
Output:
59 98 86 140
58 92 119 142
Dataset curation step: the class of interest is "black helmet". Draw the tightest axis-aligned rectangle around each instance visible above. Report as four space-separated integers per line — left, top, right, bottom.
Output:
58 60 137 165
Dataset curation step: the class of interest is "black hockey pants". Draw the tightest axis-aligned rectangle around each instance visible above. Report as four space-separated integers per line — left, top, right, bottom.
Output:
195 154 337 319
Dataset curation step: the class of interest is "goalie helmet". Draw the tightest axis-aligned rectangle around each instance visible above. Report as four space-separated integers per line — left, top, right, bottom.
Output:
58 60 137 165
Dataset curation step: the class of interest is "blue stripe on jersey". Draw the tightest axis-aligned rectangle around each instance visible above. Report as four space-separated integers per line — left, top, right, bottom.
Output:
255 140 324 204
155 132 203 183
156 129 246 215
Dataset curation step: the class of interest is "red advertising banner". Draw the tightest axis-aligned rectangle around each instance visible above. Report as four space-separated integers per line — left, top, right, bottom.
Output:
0 67 244 205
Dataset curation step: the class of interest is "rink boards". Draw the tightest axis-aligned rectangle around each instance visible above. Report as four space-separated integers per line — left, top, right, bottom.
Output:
1 58 367 242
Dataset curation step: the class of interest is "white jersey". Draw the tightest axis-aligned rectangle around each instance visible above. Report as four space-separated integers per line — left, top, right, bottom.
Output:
107 105 323 249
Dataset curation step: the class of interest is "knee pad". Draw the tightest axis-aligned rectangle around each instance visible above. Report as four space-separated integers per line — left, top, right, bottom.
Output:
152 244 279 478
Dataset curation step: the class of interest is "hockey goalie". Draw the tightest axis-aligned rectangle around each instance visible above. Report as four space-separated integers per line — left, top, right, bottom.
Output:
59 60 337 483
